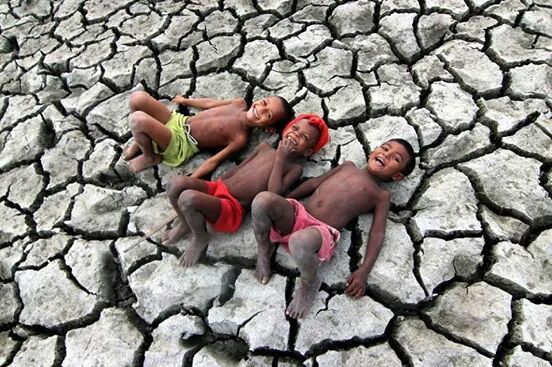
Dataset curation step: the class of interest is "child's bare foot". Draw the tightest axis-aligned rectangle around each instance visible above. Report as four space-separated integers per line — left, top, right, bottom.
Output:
128 154 161 173
162 222 189 245
179 232 209 267
286 277 321 319
123 142 141 160
255 242 276 284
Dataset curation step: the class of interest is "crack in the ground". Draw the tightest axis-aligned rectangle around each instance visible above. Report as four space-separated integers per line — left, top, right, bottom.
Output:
1 1 550 365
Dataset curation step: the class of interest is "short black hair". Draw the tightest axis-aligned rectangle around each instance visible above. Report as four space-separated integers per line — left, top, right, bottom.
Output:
388 138 416 176
272 96 294 132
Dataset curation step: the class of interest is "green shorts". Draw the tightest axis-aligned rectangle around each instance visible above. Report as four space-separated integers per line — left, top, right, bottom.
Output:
153 111 199 167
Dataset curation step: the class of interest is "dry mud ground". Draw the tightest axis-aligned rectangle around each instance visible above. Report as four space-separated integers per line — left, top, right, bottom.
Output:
0 0 551 366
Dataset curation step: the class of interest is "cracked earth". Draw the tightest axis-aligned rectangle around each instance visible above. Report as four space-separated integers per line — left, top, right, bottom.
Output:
0 0 551 366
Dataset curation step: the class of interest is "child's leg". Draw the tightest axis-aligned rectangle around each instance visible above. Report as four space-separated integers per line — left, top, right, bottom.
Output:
129 91 173 120
286 228 322 319
251 191 295 284
163 176 209 245
176 190 221 266
127 111 172 173
125 91 173 160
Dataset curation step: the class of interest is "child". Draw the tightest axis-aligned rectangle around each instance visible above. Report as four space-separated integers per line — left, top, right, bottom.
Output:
251 139 415 319
163 114 330 266
123 91 293 177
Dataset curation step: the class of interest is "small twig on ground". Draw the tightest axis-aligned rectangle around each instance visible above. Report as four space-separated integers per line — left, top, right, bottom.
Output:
124 213 178 253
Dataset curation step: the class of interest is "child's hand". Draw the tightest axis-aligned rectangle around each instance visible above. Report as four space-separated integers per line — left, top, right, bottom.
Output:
346 268 369 299
276 137 295 158
172 95 188 105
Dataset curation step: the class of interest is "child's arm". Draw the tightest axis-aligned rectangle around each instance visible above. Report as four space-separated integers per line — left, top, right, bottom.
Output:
345 189 391 299
287 163 346 199
172 95 243 110
219 143 267 180
279 165 304 194
190 135 248 179
267 139 302 194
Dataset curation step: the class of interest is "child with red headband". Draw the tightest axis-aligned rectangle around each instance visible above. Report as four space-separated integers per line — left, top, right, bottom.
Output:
162 114 329 266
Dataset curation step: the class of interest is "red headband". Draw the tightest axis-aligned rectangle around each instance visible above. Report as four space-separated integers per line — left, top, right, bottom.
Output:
283 113 329 153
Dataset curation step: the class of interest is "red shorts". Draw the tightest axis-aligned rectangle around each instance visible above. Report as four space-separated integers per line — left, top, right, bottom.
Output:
269 199 340 262
205 180 244 233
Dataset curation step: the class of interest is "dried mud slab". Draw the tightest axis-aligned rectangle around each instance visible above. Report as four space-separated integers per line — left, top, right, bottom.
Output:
1 0 550 365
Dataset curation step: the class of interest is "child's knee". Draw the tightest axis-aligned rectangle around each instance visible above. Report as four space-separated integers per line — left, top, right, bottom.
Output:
129 111 148 131
166 176 189 199
288 229 321 257
129 91 150 111
177 190 200 210
251 191 276 217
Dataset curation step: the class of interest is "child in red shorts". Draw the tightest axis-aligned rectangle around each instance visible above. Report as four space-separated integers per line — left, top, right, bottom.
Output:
163 114 330 267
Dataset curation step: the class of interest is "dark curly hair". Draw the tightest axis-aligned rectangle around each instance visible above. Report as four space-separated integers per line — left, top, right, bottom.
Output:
388 138 416 176
271 96 295 132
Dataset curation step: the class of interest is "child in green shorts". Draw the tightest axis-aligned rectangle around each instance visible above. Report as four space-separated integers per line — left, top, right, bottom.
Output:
124 91 293 178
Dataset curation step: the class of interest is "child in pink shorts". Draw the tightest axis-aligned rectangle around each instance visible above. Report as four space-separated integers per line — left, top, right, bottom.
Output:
269 199 340 262
252 139 416 319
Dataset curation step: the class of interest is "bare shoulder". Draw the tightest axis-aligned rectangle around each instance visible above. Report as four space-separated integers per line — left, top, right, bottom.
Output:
338 160 355 168
230 98 248 109
248 141 274 154
330 161 355 172
257 141 273 150
332 160 357 175
288 160 304 172
377 187 391 203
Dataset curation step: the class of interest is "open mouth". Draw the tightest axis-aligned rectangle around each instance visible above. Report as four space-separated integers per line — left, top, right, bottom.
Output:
253 106 259 120
375 156 385 167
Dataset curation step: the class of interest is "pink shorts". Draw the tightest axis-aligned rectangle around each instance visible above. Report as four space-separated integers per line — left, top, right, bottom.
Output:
269 199 340 262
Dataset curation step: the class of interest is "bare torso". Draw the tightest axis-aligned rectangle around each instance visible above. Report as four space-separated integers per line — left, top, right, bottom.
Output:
224 143 301 208
304 161 386 229
188 100 249 149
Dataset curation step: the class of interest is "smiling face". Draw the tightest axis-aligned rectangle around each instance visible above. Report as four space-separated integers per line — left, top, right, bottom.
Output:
367 140 411 181
282 118 321 157
246 96 286 128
